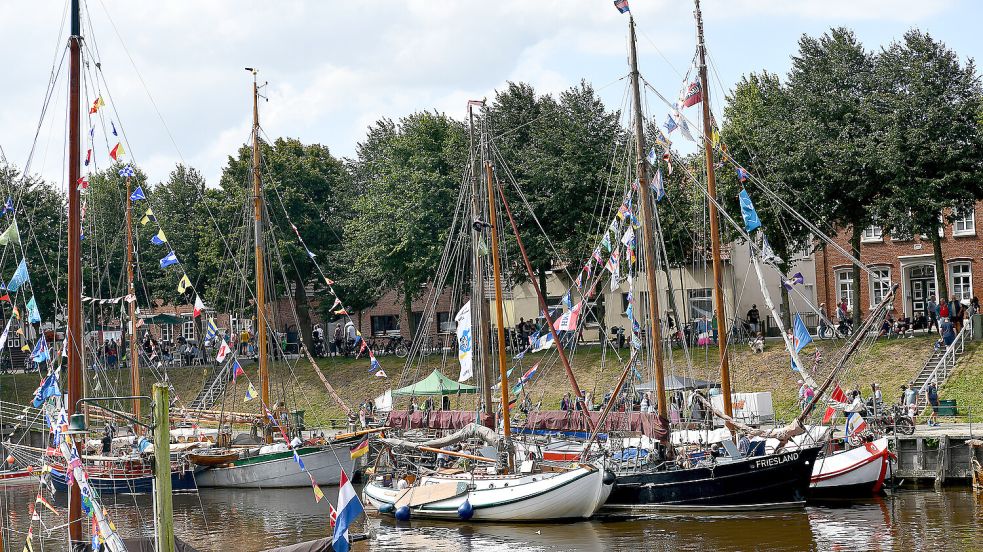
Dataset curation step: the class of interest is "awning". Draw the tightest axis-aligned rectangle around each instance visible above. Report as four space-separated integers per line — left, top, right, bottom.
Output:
636 375 720 392
391 369 478 397
140 313 186 325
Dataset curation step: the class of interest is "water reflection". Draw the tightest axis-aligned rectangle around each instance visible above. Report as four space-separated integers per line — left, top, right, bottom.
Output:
1 484 980 551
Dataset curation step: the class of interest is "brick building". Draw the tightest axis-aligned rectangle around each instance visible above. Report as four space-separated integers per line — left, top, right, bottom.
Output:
815 203 980 320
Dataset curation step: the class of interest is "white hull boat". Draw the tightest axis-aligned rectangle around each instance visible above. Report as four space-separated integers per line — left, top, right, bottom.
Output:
195 444 354 488
810 437 894 497
363 462 613 521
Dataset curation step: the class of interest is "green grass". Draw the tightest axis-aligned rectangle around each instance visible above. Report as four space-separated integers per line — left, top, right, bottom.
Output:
3 334 978 426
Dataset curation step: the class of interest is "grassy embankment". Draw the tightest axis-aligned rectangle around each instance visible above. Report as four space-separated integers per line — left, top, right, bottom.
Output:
1 334 979 425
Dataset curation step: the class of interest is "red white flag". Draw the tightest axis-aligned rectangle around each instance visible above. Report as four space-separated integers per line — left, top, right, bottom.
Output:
216 339 232 363
822 384 847 424
193 295 205 318
328 503 337 528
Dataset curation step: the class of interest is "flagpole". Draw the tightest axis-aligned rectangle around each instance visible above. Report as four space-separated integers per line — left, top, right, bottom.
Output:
484 159 512 472
627 15 669 419
468 101 493 423
694 0 733 419
126 177 141 434
66 0 86 547
248 68 272 442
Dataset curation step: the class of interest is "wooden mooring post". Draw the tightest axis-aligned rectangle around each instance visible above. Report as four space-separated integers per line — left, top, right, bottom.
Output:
153 384 175 552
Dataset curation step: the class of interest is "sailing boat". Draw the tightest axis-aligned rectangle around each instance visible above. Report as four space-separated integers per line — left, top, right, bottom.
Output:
362 103 613 522
191 70 356 488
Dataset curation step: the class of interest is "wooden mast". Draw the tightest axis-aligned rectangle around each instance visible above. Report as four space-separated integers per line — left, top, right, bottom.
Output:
694 0 733 417
484 160 512 472
628 15 668 419
468 101 493 421
126 177 141 434
66 0 85 547
249 68 271 442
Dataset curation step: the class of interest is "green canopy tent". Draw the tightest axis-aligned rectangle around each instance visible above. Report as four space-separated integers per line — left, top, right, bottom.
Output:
391 369 479 397
139 313 186 325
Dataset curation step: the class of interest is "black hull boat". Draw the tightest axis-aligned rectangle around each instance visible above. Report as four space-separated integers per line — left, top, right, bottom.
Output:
606 446 821 510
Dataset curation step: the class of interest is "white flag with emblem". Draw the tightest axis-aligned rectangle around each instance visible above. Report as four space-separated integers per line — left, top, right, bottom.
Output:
455 302 473 382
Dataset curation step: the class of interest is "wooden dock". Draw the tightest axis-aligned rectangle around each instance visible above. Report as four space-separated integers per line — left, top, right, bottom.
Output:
891 423 982 487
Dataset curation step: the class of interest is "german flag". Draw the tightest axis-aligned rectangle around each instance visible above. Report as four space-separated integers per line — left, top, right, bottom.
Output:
349 438 369 460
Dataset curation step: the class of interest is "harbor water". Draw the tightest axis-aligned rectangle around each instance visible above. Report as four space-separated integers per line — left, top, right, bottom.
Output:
5 484 982 551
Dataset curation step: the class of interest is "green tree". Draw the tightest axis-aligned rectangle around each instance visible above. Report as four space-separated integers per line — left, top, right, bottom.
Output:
218 138 352 349
345 112 468 339
785 28 883 324
874 29 983 301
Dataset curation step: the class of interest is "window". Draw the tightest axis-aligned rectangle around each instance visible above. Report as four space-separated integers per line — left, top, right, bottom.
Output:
159 324 172 342
869 267 891 307
950 262 973 302
953 206 976 237
687 288 713 320
8 324 21 348
862 226 883 243
437 312 454 333
370 315 399 337
182 319 196 340
835 270 854 310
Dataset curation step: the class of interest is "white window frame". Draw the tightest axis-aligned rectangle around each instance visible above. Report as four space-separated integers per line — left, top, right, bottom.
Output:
835 269 854 310
182 319 196 340
159 324 172 342
869 267 891 308
861 225 883 243
687 288 713 320
950 262 973 303
952 206 976 237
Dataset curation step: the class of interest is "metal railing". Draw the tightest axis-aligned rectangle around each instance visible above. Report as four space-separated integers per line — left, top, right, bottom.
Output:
916 321 970 396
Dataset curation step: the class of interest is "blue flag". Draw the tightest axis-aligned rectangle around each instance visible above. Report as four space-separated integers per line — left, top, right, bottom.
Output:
613 0 630 13
738 189 761 233
159 251 178 268
150 230 167 246
32 373 60 407
646 147 657 166
119 165 136 178
26 296 40 324
7 259 29 292
129 186 146 201
791 313 813 371
1 197 12 216
652 168 666 202
111 121 118 137
31 337 50 363
737 167 750 182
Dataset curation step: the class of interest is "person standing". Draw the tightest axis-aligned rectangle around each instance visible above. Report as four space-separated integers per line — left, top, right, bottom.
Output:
927 294 940 334
926 381 941 427
746 304 760 334
941 316 956 347
948 295 963 333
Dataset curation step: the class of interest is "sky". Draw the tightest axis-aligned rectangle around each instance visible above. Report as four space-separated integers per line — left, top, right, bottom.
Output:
0 0 979 188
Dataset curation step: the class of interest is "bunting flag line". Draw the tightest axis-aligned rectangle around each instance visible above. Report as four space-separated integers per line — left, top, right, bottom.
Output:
651 168 666 201
30 337 50 364
26 296 40 324
216 339 231 362
110 143 124 161
600 232 612 252
119 165 136 178
604 250 620 274
177 274 191 293
310 472 325 503
193 295 205 317
0 220 20 246
244 382 258 402
738 189 761 233
205 318 219 340
84 148 92 167
129 186 145 201
151 229 168 246
159 251 178 268
140 208 155 225
89 96 105 114
231 360 244 382
8 259 29 292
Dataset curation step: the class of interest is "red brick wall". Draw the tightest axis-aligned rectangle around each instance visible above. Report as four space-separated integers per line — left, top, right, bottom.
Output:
352 286 462 340
815 203 982 319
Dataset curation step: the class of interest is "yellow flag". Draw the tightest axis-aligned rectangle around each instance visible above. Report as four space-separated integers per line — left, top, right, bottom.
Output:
312 482 324 503
177 274 192 294
245 383 258 402
20 345 29 352
0 221 20 246
140 208 155 225
711 128 720 149
12 306 19 319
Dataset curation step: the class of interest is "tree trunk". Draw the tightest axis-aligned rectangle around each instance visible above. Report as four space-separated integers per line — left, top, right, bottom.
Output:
538 267 548 308
293 274 312 351
779 281 792 327
931 229 949 303
403 289 416 340
851 226 863 326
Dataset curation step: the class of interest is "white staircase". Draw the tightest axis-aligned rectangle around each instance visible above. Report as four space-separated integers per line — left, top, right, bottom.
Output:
909 321 972 409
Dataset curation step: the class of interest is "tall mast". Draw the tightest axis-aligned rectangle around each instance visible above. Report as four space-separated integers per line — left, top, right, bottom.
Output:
468 102 493 420
484 160 512 471
249 68 271 441
627 16 668 419
695 0 733 417
126 177 140 434
66 0 84 547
